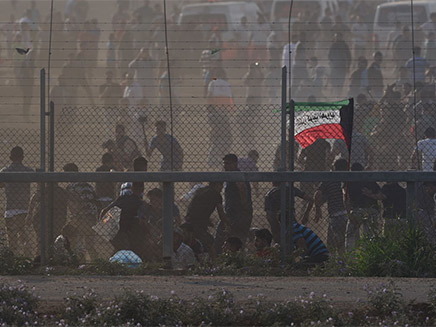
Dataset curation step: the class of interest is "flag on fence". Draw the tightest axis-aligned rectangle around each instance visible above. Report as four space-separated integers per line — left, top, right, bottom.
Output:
292 99 354 149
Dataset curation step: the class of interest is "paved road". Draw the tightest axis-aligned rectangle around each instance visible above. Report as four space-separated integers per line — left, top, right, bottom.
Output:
1 276 434 305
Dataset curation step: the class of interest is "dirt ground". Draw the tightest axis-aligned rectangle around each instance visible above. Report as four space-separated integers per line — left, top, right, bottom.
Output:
1 275 435 307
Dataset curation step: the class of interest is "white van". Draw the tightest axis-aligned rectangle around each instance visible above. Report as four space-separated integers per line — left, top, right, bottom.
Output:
373 0 436 49
270 0 338 24
178 1 261 42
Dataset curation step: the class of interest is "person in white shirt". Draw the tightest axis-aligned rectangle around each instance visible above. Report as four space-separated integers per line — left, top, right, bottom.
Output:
412 127 436 171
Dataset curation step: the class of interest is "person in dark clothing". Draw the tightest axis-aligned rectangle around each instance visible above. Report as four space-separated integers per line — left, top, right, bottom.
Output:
264 181 314 243
345 163 383 251
380 182 406 220
367 51 384 100
297 138 331 199
254 228 274 258
185 181 229 256
328 32 351 93
415 181 436 246
215 154 253 254
314 159 348 254
100 182 149 259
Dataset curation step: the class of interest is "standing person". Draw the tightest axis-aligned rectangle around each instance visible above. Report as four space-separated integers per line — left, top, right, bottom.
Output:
0 146 33 255
345 163 382 251
424 31 436 66
411 127 436 171
184 182 229 257
99 70 123 138
328 32 351 95
206 67 233 168
297 138 331 197
145 120 184 171
238 150 260 197
128 47 155 104
348 56 368 98
378 181 407 234
63 163 99 261
415 181 436 246
26 182 68 260
122 72 144 146
105 124 142 171
314 159 348 254
237 62 264 147
119 156 147 196
214 154 253 254
405 47 429 83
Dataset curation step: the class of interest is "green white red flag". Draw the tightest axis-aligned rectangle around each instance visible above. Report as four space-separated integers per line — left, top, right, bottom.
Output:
292 99 354 149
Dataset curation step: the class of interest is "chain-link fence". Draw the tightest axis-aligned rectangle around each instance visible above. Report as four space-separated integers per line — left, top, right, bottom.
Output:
2 100 436 265
1 0 436 267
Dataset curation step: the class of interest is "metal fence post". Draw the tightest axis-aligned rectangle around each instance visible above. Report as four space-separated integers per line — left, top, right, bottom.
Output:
280 66 288 265
162 182 174 268
47 101 55 257
287 100 295 256
40 69 47 265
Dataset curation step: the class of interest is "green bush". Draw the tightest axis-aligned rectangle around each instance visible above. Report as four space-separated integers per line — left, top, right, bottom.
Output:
340 227 436 277
0 247 33 275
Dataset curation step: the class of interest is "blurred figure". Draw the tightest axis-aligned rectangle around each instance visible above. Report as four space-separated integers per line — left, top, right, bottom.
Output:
348 56 368 98
206 67 233 168
63 163 99 261
215 154 253 254
345 163 382 251
254 228 274 257
264 181 314 243
145 120 184 171
367 51 384 100
405 47 429 82
0 146 33 255
104 124 142 171
424 31 436 65
238 62 264 147
411 127 436 171
222 236 243 254
314 159 348 255
351 15 368 59
415 181 436 246
26 182 68 260
129 47 155 104
328 32 351 95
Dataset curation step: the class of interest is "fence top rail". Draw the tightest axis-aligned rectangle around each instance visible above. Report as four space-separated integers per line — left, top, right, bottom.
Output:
0 171 434 183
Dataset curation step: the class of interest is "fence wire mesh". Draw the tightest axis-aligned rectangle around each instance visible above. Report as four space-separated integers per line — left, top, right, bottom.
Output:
0 0 436 266
1 100 435 264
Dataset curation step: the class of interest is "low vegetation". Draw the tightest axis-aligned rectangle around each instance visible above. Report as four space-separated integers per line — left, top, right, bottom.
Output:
1 281 435 326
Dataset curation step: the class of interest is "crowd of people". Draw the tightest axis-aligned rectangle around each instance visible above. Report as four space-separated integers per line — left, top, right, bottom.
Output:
2 0 436 267
1 141 436 269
